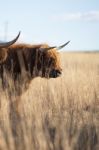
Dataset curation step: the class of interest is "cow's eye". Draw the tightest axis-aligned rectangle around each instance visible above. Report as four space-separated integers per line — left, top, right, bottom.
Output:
48 58 54 67
49 58 52 64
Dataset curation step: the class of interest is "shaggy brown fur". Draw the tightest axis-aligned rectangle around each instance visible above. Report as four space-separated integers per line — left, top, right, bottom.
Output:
0 43 62 89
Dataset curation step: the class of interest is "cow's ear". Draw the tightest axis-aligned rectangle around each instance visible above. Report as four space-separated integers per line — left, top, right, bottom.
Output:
39 47 56 52
0 48 8 63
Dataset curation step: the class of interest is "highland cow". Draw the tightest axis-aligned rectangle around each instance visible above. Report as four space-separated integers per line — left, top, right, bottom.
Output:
0 32 70 91
0 34 70 113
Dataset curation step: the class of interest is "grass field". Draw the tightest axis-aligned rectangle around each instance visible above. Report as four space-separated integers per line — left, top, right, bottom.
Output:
0 52 99 150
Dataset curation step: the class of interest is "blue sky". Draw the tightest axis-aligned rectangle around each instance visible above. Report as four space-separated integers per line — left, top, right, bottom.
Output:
0 0 99 51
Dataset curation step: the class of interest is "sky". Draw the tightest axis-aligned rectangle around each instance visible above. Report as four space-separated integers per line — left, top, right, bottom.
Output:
0 0 99 51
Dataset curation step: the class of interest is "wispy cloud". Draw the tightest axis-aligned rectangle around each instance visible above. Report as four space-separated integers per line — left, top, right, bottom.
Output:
52 11 99 22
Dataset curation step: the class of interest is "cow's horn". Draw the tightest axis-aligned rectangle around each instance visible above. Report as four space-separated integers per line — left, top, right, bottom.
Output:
41 41 70 51
57 41 70 50
43 41 70 51
0 31 21 48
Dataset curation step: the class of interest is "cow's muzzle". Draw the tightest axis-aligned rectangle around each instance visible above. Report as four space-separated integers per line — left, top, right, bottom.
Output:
49 69 62 78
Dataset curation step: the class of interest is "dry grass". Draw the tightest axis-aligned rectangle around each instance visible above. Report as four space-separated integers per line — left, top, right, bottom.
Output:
0 52 99 150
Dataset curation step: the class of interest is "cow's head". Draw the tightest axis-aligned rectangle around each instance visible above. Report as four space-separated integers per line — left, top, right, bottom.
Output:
0 32 20 63
31 41 70 78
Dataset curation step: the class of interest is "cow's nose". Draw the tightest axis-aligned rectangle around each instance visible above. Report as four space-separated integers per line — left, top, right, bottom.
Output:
49 69 62 78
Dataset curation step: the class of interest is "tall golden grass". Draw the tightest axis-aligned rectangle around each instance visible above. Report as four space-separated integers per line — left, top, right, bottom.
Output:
0 52 99 150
